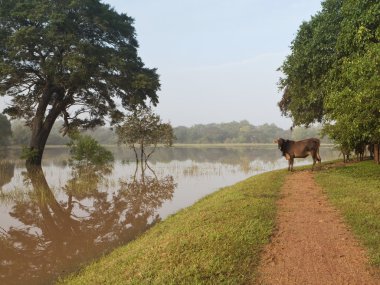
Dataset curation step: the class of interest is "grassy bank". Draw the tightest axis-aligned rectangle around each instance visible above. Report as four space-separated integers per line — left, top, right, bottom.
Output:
58 170 288 285
315 160 380 266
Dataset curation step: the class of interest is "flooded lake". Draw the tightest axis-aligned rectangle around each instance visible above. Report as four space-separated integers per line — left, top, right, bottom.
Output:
0 145 339 284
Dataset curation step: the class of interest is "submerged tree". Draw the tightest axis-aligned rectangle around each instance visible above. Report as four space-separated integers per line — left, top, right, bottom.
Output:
0 0 160 166
67 133 114 167
116 107 175 163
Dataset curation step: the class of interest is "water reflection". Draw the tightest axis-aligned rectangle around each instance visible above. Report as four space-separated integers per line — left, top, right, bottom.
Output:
0 161 14 190
0 164 175 285
120 146 282 164
120 165 176 232
0 146 340 284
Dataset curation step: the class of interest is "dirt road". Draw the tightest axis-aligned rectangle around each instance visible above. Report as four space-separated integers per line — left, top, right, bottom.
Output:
257 170 379 285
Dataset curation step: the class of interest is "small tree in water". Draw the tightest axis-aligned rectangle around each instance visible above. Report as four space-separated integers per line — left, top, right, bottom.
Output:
68 133 114 167
116 107 175 163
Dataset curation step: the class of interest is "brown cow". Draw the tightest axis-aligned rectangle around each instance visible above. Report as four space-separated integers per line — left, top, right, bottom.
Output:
274 138 321 171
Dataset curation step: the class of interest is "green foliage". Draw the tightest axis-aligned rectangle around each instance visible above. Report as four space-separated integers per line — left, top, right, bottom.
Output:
20 146 39 161
278 0 343 126
68 134 114 166
279 0 380 148
0 114 12 146
175 121 285 144
0 0 160 164
173 121 329 144
117 107 175 161
0 0 160 124
324 43 380 143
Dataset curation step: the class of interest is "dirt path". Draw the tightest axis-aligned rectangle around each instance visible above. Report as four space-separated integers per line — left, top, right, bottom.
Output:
257 170 379 285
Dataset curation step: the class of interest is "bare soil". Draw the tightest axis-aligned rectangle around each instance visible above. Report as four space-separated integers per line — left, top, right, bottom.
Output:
256 170 380 285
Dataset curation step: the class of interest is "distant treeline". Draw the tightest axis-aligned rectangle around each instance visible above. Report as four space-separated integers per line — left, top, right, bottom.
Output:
10 120 117 146
8 120 331 146
173 121 331 144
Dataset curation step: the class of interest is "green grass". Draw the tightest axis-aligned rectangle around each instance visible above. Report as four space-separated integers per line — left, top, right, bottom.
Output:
57 170 288 285
315 160 380 266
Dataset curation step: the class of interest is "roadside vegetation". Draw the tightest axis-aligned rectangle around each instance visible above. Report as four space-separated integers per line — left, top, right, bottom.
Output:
58 170 288 285
315 160 380 266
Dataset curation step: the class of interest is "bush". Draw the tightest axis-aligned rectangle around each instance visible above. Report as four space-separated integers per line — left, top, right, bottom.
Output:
68 134 114 166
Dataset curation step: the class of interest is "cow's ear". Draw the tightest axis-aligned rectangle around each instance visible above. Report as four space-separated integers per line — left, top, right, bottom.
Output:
273 139 278 144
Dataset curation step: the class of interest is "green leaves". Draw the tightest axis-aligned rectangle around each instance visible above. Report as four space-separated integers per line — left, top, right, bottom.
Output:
117 107 174 149
279 0 380 148
116 107 175 162
0 0 160 132
1 0 161 164
68 133 114 166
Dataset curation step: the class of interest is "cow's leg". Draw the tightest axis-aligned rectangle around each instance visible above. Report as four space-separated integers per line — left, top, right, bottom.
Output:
310 150 320 171
317 149 321 163
313 151 321 170
290 157 294 171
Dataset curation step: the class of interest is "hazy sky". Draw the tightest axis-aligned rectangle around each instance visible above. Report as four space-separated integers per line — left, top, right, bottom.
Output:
104 0 322 128
0 1 322 129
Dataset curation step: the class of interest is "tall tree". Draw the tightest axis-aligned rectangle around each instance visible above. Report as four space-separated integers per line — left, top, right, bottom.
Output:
278 0 380 151
278 0 344 126
0 0 160 165
116 107 174 163
323 0 380 144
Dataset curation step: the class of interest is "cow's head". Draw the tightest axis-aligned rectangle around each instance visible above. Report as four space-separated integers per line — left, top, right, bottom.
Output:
274 138 285 149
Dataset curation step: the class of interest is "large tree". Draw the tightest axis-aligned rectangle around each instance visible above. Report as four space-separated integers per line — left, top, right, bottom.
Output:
278 0 344 126
278 0 380 150
0 0 160 165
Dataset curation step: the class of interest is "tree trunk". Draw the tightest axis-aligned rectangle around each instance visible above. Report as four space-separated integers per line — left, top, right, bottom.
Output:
26 85 66 166
374 144 380 164
27 122 54 166
27 109 62 166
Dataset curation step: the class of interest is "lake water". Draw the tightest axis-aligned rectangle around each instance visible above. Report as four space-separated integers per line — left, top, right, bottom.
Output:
0 145 339 284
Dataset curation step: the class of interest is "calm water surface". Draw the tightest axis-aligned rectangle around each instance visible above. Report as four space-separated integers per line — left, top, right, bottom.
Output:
0 146 339 284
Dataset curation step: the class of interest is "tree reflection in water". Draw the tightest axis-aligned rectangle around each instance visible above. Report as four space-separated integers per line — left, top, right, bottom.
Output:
0 163 176 285
0 161 14 190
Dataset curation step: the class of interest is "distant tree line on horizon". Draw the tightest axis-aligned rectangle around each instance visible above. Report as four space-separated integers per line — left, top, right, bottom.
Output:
174 121 331 144
1 117 331 146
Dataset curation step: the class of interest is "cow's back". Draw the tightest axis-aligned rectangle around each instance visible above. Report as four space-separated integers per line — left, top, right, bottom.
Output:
291 138 320 158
